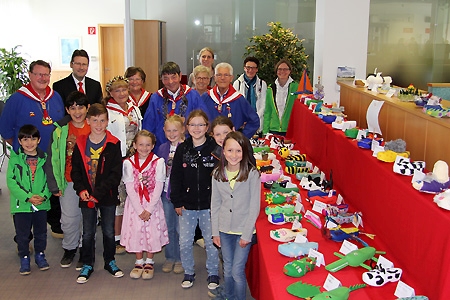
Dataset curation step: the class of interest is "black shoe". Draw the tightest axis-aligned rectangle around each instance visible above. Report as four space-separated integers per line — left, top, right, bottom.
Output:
60 249 76 268
77 265 94 284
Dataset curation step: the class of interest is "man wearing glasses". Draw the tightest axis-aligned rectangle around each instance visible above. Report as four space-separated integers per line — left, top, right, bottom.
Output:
233 56 267 133
53 49 103 105
202 62 259 139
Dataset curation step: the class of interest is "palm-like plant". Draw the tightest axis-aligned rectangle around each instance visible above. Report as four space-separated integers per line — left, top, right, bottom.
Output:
244 22 309 84
0 46 29 102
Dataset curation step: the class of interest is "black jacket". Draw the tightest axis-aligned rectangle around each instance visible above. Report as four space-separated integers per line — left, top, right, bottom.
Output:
71 131 122 208
170 136 218 210
53 74 103 105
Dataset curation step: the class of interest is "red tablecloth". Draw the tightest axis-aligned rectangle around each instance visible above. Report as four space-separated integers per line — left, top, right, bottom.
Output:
246 101 450 300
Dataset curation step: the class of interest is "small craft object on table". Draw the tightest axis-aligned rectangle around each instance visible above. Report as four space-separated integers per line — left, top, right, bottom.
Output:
412 160 450 193
278 241 319 258
265 203 295 215
433 189 450 210
270 228 308 242
285 160 307 167
286 281 366 300
325 246 386 272
285 154 307 161
393 157 425 176
261 171 281 183
362 264 402 287
283 257 316 277
285 166 310 174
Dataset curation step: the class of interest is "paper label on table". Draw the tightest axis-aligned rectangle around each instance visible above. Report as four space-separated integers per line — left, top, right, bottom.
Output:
294 201 304 213
394 281 415 298
326 220 338 229
327 189 335 197
294 234 308 244
312 200 327 214
377 255 394 269
309 248 325 267
339 240 358 255
306 161 313 169
357 129 368 140
313 166 320 173
352 213 362 228
291 219 302 230
320 171 325 181
305 210 321 228
323 273 341 291
386 88 396 98
336 194 344 205
372 144 384 156
366 100 384 135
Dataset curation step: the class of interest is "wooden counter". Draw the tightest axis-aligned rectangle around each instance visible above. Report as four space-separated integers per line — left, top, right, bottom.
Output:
338 81 450 169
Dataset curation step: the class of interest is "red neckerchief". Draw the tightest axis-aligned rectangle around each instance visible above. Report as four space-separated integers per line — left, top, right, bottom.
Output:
158 84 191 116
18 84 55 125
208 84 241 116
106 99 138 127
128 152 154 202
129 89 151 107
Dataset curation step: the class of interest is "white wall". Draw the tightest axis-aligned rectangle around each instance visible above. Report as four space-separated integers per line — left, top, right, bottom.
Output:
0 0 125 81
314 0 370 105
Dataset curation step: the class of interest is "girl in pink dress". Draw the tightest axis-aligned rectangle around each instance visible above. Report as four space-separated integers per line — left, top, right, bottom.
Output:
121 130 169 279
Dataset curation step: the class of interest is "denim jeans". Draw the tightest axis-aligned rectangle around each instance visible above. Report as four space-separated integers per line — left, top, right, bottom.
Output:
14 210 47 257
219 232 255 300
179 209 219 276
81 205 115 266
162 192 181 262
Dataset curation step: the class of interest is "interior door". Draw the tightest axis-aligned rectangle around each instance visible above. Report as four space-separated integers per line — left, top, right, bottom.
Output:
98 24 124 93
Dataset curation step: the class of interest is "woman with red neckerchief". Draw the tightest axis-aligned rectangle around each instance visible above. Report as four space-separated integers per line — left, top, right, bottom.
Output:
124 67 151 117
103 76 142 255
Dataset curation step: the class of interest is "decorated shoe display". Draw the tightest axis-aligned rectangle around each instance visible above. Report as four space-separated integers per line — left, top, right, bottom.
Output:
283 257 316 277
362 264 402 287
393 157 425 175
286 281 366 299
377 150 410 163
270 228 308 242
278 241 319 258
326 247 385 272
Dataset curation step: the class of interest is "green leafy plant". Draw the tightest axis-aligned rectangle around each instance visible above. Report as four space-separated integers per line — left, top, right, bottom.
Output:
0 46 29 102
244 22 309 84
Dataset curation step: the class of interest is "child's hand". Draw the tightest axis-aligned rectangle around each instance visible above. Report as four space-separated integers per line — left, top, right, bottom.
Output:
213 236 221 248
175 207 184 216
239 238 250 248
29 195 44 205
53 190 62 197
139 210 151 221
79 190 90 201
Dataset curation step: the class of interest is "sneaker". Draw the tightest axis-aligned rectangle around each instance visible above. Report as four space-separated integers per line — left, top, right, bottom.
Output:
207 275 220 290
77 264 94 284
104 260 124 278
162 260 174 273
115 242 126 255
181 273 195 289
173 262 184 274
60 249 76 268
208 286 226 299
19 256 31 275
130 264 144 279
142 264 154 280
35 252 49 271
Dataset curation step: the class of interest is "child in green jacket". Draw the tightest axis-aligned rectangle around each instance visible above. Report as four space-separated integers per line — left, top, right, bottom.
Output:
7 124 51 275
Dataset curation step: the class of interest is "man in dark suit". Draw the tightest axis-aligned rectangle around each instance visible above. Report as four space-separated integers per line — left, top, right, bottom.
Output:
53 49 103 105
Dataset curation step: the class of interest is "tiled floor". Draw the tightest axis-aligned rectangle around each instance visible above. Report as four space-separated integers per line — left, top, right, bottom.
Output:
0 154 255 300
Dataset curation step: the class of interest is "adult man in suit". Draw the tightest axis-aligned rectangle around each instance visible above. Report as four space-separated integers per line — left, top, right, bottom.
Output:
53 49 103 105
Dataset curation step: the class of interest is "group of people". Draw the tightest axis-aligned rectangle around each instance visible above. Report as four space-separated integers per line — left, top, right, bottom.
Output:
0 47 299 300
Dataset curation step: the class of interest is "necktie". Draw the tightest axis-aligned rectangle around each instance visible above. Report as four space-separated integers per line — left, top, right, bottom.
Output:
78 82 85 94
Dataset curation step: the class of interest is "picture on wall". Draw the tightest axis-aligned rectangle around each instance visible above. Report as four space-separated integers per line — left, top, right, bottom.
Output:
60 37 81 65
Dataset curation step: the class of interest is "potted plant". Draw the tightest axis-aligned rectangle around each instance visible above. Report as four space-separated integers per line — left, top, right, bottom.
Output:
244 22 310 84
0 46 29 103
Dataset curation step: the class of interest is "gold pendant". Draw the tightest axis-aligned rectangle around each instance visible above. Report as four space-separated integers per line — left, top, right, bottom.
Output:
171 101 176 110
41 102 46 109
218 104 222 112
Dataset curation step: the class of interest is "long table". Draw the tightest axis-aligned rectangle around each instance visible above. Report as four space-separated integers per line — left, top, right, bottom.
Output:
246 101 450 300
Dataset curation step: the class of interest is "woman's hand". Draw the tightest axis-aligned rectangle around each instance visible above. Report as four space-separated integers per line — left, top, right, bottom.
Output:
239 238 250 248
213 236 221 248
175 206 184 216
139 210 151 221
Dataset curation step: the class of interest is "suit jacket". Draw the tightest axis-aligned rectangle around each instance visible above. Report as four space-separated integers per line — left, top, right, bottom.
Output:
53 74 103 105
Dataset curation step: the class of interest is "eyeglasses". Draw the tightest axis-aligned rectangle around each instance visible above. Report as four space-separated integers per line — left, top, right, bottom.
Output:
72 62 89 67
195 77 210 81
32 73 51 78
244 66 257 70
187 123 207 128
215 74 232 78
277 68 290 72
128 78 143 82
